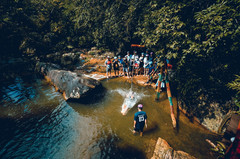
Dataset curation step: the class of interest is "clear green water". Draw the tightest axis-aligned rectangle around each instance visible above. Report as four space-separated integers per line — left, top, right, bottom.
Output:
0 75 218 159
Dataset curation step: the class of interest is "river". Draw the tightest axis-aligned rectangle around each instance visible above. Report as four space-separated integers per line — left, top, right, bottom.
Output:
0 71 219 159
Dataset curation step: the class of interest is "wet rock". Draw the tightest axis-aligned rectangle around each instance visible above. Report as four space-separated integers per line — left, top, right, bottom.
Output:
201 104 224 132
177 99 236 133
152 138 196 159
36 62 102 100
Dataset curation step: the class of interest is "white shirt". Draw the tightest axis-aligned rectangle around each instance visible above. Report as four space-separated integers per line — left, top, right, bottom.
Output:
144 57 149 68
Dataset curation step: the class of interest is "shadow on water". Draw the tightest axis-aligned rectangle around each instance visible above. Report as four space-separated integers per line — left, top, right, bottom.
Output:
67 84 107 104
95 134 146 159
109 145 146 159
0 101 83 159
144 121 159 135
0 118 17 148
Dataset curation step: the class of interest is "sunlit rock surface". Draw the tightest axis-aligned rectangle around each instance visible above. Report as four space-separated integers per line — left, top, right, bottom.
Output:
152 138 196 159
36 62 102 100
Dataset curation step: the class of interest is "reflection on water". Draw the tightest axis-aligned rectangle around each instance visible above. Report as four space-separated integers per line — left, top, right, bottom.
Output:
0 77 35 106
0 75 219 159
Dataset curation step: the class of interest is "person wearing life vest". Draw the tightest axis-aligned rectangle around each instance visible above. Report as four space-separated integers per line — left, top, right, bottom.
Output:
105 56 112 78
133 104 147 137
113 56 119 77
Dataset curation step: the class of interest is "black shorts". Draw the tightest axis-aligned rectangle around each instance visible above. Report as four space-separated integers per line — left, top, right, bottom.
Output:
134 124 145 132
129 66 133 72
114 67 119 70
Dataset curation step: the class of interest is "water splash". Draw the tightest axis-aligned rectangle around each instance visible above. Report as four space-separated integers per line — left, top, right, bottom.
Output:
111 88 147 115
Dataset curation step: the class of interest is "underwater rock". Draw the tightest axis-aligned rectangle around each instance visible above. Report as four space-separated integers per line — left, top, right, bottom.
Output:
152 138 196 159
36 62 102 100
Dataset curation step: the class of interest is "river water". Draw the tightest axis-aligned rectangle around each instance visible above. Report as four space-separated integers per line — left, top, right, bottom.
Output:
0 72 219 159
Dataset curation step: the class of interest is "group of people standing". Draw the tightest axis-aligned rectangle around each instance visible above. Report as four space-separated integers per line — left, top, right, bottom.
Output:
105 50 155 78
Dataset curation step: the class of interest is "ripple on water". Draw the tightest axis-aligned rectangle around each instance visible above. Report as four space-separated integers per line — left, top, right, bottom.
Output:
0 101 103 159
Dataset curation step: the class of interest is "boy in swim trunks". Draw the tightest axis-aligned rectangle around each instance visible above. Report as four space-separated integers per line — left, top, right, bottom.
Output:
133 104 147 136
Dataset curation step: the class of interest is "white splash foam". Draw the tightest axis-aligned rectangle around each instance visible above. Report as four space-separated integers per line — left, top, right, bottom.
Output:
111 89 147 115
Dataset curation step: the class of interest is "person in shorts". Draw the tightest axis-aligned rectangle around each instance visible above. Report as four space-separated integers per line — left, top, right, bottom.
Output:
113 56 119 77
134 57 140 76
105 56 112 78
122 57 129 77
133 104 147 136
144 54 149 76
128 58 134 77
118 55 123 75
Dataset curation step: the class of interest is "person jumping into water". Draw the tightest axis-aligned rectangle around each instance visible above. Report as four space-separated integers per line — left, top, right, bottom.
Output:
133 104 147 137
121 91 135 115
127 91 135 99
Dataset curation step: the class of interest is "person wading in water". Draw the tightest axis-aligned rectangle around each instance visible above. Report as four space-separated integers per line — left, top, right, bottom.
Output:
133 104 147 136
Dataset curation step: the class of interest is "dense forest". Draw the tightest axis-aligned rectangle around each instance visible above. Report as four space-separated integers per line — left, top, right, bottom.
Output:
1 0 240 119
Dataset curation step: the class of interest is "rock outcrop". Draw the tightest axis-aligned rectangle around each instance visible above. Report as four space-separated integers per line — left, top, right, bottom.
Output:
36 62 102 100
152 138 196 159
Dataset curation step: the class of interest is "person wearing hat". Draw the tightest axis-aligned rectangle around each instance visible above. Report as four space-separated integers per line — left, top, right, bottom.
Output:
133 104 147 137
105 56 112 78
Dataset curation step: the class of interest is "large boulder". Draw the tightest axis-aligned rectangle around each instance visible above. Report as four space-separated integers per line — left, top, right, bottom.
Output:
152 138 196 159
36 62 102 101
